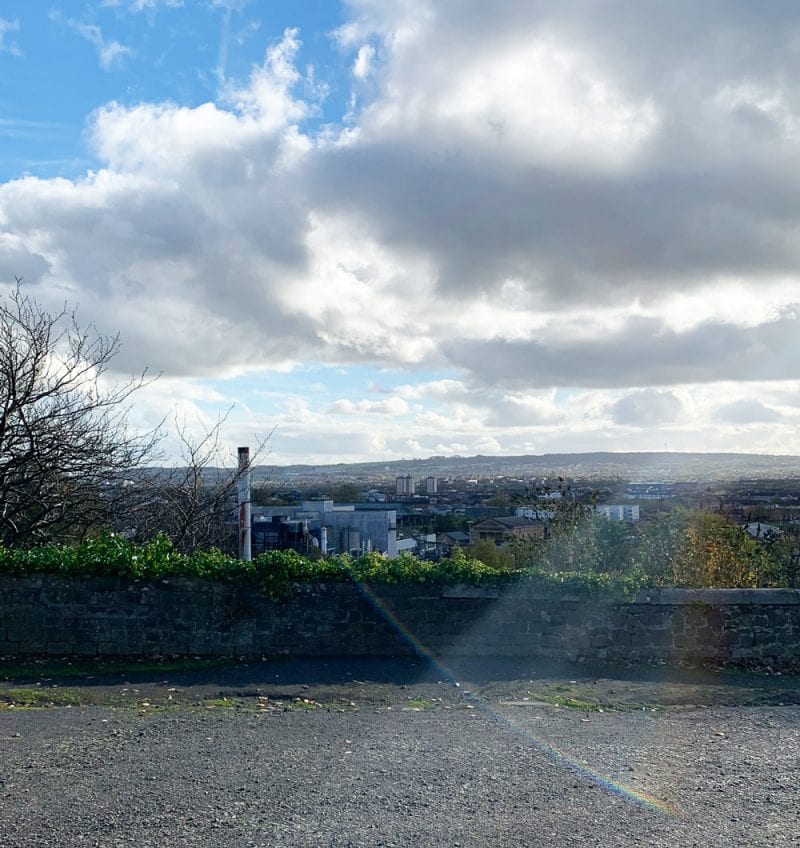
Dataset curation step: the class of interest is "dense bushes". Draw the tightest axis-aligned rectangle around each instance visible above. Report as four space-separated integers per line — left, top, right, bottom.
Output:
0 506 794 598
637 511 783 588
472 508 795 589
0 533 646 599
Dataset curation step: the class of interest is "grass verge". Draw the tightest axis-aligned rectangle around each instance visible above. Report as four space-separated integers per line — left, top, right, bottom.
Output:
0 687 88 709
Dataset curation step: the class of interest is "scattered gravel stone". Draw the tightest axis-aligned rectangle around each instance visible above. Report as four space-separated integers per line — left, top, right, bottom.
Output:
2 657 799 846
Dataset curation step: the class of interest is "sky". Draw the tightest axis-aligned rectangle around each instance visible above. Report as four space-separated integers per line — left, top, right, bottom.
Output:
2 1 800 466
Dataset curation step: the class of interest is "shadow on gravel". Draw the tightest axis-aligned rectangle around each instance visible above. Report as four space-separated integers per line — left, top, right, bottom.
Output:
2 655 799 706
0 654 769 685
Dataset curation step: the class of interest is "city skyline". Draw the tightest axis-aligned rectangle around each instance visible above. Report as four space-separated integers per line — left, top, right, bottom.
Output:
2 1 800 464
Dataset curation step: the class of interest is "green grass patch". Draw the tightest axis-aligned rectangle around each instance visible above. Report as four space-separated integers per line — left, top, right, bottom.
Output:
404 697 436 710
534 693 605 711
201 696 240 709
0 687 86 709
531 693 663 712
524 684 667 712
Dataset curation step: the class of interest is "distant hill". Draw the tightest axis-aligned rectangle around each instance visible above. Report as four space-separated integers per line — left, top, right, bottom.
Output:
248 452 800 484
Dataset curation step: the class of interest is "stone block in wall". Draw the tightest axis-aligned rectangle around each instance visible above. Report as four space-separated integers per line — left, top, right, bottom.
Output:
589 630 611 648
46 641 76 655
760 607 788 626
540 633 566 649
310 604 353 627
183 642 218 656
746 614 771 631
672 632 697 650
97 641 140 656
526 619 545 635
540 610 566 627
4 614 41 636
495 621 524 639
644 625 674 648
18 642 46 655
60 624 101 644
685 623 716 643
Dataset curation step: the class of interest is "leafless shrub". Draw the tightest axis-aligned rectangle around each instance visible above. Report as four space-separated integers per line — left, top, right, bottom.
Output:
114 409 273 554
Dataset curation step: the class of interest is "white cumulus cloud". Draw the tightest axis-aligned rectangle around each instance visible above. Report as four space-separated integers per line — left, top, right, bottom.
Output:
4 1 800 459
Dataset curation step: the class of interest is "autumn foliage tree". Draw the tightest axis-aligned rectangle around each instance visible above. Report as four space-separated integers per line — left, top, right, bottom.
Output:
638 510 781 588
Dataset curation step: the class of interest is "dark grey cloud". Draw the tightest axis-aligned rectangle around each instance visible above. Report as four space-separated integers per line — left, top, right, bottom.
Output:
482 396 559 428
315 1 800 307
443 312 800 389
0 239 49 284
310 145 800 304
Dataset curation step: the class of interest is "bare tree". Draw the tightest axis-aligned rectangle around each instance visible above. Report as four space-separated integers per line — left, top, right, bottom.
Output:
0 280 158 546
116 410 273 554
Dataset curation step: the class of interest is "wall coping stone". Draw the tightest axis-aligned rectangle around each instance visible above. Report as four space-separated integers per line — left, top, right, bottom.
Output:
440 585 501 599
633 588 800 605
2 574 799 606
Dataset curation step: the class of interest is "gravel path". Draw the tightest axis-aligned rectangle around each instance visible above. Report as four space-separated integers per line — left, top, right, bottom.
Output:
2 664 799 847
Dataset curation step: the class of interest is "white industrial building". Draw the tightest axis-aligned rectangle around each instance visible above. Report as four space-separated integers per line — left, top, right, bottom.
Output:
252 500 398 557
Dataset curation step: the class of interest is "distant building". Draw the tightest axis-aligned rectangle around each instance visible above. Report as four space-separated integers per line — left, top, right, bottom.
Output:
425 476 438 495
515 506 556 521
437 530 470 555
397 533 438 557
535 489 562 500
251 500 397 557
470 516 548 546
625 483 677 500
743 522 782 540
396 475 414 496
464 505 515 520
596 504 640 522
396 537 418 554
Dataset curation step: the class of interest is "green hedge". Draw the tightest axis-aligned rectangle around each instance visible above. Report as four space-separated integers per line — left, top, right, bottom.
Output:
0 534 647 600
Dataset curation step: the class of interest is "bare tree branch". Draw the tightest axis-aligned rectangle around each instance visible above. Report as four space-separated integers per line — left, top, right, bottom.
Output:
113 408 274 553
0 280 159 546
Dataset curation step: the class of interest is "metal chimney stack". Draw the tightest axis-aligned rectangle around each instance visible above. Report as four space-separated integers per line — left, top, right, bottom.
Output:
237 446 251 561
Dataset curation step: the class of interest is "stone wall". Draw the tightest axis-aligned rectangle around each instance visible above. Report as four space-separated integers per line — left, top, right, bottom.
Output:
1 576 799 667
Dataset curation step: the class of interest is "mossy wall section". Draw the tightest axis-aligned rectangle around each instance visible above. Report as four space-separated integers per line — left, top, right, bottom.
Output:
1 577 799 667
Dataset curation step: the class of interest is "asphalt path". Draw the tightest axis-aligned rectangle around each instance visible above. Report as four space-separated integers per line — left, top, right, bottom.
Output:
1 658 799 847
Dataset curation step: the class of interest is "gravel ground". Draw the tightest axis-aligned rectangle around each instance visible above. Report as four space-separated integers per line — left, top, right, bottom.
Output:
1 659 799 847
